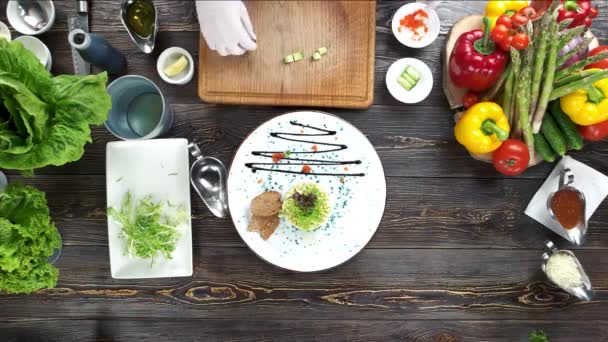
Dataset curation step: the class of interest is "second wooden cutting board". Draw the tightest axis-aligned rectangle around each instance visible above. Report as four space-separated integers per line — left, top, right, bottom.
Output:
198 0 376 109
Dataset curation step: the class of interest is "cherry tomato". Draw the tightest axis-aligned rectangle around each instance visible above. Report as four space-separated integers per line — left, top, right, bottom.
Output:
590 7 598 19
578 121 608 141
491 24 510 44
511 33 530 50
462 91 480 109
492 139 530 176
586 46 608 70
498 35 513 52
510 13 529 29
495 15 512 28
519 6 539 20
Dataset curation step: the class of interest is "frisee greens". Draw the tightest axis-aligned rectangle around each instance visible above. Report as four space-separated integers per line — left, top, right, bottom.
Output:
0 183 61 294
108 192 188 265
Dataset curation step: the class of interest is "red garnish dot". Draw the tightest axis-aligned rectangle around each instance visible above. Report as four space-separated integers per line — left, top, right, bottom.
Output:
312 144 318 152
340 177 345 183
257 179 263 184
344 166 349 171
300 129 305 134
302 165 312 174
271 153 285 163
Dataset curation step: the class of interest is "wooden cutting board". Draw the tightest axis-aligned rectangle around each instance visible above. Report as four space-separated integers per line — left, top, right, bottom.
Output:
198 0 376 109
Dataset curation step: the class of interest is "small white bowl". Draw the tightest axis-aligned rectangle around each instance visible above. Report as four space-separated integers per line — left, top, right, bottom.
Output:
0 21 11 41
386 57 433 104
6 0 55 36
157 47 194 85
391 3 440 48
14 35 51 71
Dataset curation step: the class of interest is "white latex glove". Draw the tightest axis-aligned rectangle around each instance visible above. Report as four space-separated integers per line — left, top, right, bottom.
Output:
196 0 257 56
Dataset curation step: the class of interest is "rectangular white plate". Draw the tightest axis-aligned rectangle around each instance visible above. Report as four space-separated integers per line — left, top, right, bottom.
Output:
106 138 192 279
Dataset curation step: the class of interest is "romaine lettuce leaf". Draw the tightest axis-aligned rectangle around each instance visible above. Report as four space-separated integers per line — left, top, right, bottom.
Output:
0 39 111 171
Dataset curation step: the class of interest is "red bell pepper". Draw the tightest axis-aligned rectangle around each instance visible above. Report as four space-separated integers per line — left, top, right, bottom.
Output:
558 0 598 28
449 17 508 92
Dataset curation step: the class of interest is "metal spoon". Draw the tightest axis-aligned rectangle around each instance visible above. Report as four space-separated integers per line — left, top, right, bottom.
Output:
16 0 48 31
189 142 229 218
120 0 157 54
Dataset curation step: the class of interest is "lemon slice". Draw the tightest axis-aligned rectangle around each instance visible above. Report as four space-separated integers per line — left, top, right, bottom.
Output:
163 55 189 77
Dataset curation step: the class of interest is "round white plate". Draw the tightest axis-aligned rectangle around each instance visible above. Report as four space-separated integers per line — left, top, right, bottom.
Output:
228 111 386 272
391 2 440 48
386 57 433 104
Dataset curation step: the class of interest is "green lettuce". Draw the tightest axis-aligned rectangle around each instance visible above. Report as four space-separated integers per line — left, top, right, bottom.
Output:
0 183 61 294
0 39 111 171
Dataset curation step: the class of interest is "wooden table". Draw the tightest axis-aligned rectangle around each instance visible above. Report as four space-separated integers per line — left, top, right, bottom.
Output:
1 1 607 341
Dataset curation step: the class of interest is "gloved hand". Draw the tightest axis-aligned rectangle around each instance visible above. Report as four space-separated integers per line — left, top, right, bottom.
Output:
196 0 257 56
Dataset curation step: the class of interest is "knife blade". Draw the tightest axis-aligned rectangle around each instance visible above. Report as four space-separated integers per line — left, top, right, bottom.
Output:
69 0 90 75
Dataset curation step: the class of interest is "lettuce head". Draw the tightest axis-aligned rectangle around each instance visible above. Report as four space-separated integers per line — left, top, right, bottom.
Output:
0 183 61 294
0 39 111 171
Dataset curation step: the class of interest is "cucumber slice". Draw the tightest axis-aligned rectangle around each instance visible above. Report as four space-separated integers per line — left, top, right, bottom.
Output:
312 51 322 61
293 51 304 61
398 76 415 91
284 54 295 64
317 46 328 55
400 72 416 85
405 65 420 82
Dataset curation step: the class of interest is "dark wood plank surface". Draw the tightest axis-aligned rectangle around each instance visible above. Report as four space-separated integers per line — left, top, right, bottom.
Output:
1 1 607 341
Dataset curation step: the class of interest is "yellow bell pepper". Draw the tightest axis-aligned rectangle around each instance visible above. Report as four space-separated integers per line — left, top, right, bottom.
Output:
455 102 510 154
485 0 529 30
560 78 608 126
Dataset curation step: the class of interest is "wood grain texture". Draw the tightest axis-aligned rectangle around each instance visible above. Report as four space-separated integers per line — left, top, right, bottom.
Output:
2 246 608 321
2 320 607 342
198 1 376 108
8 175 608 249
0 1 607 340
3 103 605 178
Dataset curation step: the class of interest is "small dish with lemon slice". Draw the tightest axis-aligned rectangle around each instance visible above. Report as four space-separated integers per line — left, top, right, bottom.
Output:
157 47 194 85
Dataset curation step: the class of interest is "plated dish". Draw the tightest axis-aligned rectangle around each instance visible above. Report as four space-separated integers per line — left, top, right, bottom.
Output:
106 139 192 279
228 111 386 272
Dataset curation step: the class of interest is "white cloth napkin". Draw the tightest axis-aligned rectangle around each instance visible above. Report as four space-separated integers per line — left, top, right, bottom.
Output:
525 155 608 241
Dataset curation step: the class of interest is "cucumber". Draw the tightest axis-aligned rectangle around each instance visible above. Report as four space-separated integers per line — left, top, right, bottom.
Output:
317 46 328 55
398 76 415 91
405 65 420 82
540 114 567 155
293 51 304 61
400 71 416 85
549 100 583 150
284 54 295 64
312 51 322 61
534 133 557 162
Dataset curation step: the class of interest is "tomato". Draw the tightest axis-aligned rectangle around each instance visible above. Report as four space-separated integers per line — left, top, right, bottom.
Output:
578 121 608 141
590 7 599 19
462 91 480 109
495 15 512 28
510 13 529 29
491 24 510 43
585 46 608 70
519 6 538 20
492 139 530 176
511 33 530 50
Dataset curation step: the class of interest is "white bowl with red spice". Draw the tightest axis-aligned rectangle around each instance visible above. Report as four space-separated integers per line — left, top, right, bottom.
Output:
391 3 440 48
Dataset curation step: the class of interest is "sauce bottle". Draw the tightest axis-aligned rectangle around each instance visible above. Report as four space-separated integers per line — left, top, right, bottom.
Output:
68 29 127 75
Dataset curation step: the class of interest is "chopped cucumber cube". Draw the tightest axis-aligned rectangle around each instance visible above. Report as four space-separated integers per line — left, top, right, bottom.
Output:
293 51 304 61
312 51 322 61
405 65 420 82
317 46 328 55
397 76 415 91
284 54 295 64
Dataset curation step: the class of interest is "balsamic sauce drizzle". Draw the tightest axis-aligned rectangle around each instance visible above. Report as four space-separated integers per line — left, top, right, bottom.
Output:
245 121 365 177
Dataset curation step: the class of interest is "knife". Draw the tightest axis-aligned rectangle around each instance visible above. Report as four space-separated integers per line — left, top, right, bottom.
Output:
68 0 90 75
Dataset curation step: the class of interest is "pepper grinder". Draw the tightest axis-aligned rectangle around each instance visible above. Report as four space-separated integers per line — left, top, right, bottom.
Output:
68 29 127 75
